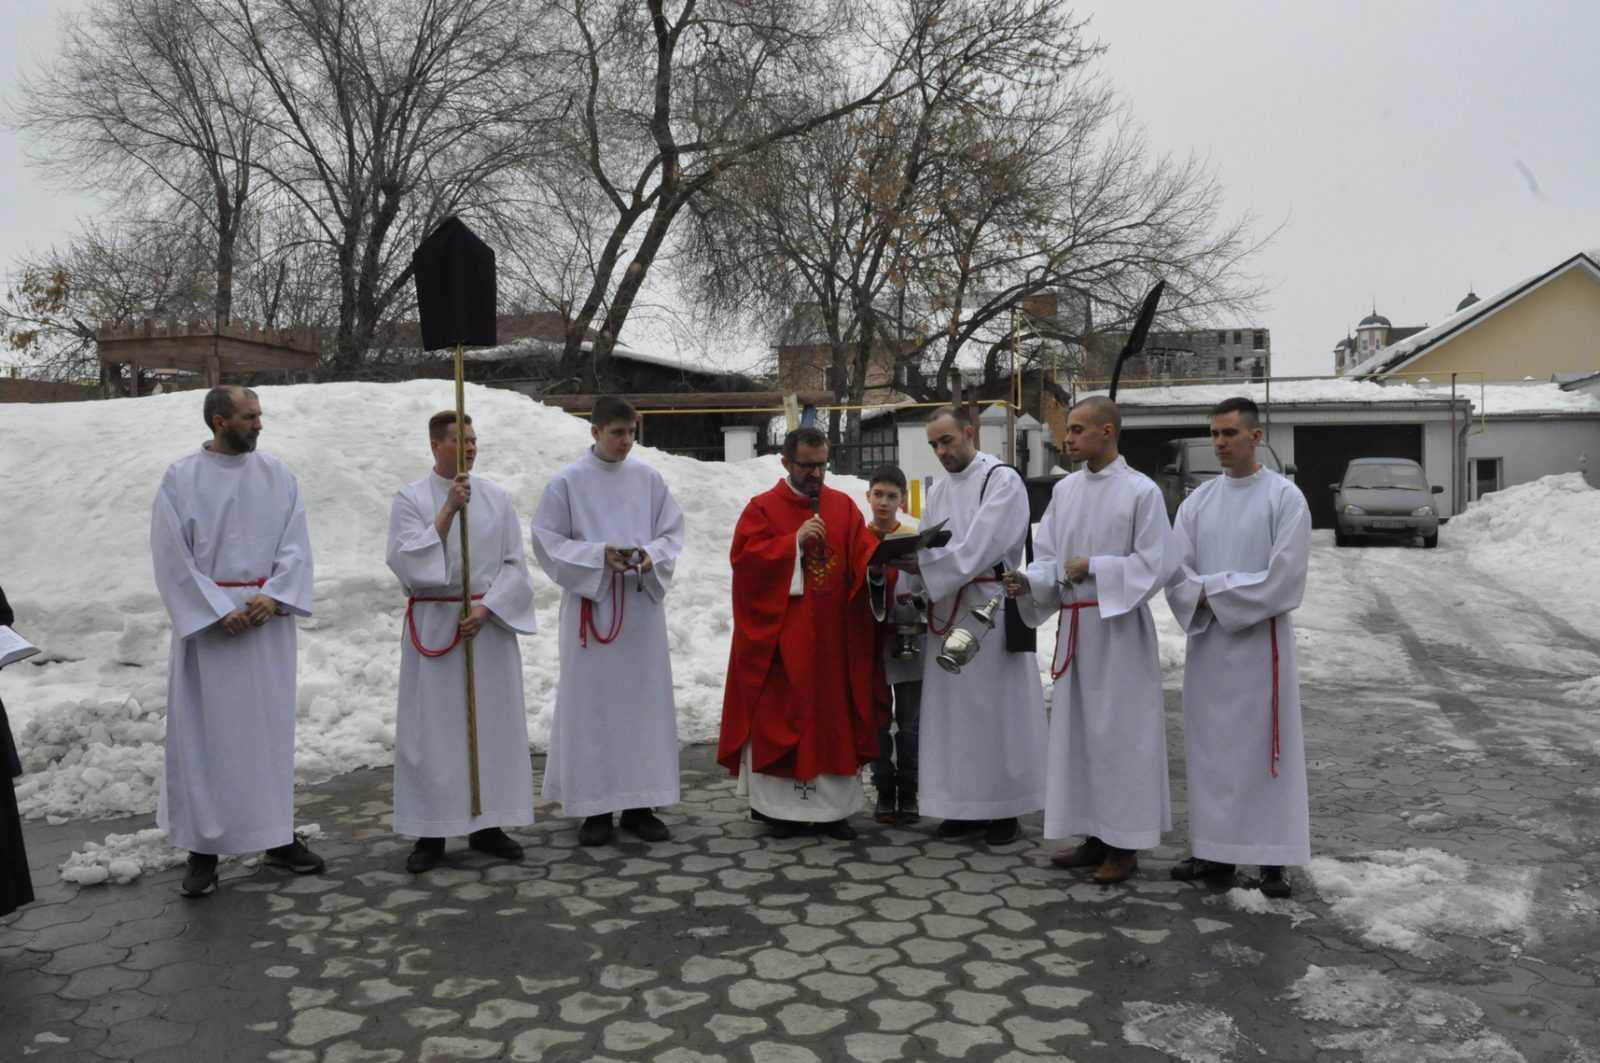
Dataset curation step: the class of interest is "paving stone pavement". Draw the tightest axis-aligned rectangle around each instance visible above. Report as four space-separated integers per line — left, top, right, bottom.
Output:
5 674 1600 1063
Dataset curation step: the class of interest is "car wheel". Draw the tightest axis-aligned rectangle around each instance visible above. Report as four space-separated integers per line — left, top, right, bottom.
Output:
1334 530 1350 547
1421 532 1438 549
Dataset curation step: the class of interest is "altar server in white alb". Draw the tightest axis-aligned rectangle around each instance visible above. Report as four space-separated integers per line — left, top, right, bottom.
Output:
151 387 322 899
1165 396 1311 898
1006 397 1172 884
387 411 538 873
531 396 686 847
896 406 1045 847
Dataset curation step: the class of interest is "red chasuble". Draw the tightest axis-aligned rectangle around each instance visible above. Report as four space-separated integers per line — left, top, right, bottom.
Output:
717 481 887 781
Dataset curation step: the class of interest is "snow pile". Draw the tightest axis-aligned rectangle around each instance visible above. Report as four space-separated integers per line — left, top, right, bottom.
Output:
1307 849 1535 958
0 381 871 823
1211 887 1317 926
1286 964 1527 1062
1445 472 1600 640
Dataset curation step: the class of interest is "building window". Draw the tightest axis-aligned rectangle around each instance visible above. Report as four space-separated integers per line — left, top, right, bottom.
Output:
1473 458 1502 500
1216 331 1227 346
1231 330 1242 345
1252 330 1265 350
1216 357 1227 374
1232 355 1244 371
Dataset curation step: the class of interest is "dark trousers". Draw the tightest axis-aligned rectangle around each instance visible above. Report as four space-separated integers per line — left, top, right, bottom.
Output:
872 681 922 794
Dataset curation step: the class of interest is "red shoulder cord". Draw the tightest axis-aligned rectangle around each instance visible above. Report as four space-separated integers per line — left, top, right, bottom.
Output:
1050 601 1099 680
406 594 485 658
579 575 626 648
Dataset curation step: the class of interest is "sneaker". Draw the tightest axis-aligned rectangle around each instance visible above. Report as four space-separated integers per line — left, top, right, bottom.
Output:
873 787 898 824
934 819 984 839
619 808 670 843
406 837 445 874
1051 836 1108 870
263 834 326 875
984 817 1022 846
1092 848 1138 885
822 819 858 842
1169 856 1236 882
578 813 614 847
180 853 218 898
1258 865 1292 898
468 827 524 860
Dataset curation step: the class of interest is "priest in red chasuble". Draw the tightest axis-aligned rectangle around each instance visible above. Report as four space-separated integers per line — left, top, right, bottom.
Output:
717 426 886 840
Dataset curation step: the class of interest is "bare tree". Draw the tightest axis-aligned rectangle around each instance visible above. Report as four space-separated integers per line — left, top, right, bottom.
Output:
14 0 273 330
210 0 559 373
537 0 1067 392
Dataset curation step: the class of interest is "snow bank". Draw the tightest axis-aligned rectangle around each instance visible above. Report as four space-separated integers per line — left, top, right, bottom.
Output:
59 823 324 885
1445 472 1600 640
0 381 870 823
1306 849 1535 958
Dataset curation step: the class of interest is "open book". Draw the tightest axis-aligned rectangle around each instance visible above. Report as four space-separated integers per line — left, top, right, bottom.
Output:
869 519 951 565
0 626 40 670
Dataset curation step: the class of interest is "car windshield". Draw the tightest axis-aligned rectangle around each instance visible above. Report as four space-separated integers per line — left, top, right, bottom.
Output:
1185 444 1281 474
1344 464 1427 490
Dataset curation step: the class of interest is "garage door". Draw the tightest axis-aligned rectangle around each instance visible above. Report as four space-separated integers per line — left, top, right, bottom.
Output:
1293 424 1423 529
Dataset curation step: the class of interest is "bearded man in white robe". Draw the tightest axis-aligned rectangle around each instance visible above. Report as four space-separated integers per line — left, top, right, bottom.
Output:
531 396 685 847
893 407 1045 847
1165 396 1311 899
1006 397 1172 884
151 387 321 899
387 411 538 873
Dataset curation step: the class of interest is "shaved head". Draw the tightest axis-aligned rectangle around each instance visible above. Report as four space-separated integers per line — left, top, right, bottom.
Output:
1069 396 1121 436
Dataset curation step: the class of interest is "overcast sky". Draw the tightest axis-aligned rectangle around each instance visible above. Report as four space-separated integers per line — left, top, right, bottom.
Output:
3 0 1596 378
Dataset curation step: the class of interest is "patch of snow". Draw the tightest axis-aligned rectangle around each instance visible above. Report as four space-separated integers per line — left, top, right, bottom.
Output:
1121 1001 1253 1063
60 823 324 884
1446 473 1600 640
1306 849 1535 958
1285 964 1526 1062
1562 676 1600 706
1209 888 1317 927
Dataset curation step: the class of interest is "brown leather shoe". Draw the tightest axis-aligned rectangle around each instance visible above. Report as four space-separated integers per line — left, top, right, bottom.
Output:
1092 848 1138 884
1050 837 1107 870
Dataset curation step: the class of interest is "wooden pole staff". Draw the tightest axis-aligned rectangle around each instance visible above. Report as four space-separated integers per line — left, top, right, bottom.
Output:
454 343 483 816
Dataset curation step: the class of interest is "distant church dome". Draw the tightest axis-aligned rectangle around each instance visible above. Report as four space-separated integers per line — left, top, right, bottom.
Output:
1358 311 1391 329
1456 290 1480 312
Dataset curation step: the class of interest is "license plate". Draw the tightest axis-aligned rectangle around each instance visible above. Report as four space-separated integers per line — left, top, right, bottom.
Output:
1371 520 1405 529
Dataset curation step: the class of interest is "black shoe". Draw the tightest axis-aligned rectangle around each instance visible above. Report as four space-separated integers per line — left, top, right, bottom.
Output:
822 819 858 842
1258 865 1292 899
1170 856 1236 882
985 817 1022 846
406 838 445 874
619 808 670 843
874 787 898 824
468 827 524 860
896 777 920 824
935 819 984 839
769 818 806 839
180 853 218 898
578 814 614 847
264 834 326 874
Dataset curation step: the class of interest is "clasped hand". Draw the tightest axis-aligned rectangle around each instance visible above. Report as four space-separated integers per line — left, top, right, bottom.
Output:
605 545 652 575
221 593 280 635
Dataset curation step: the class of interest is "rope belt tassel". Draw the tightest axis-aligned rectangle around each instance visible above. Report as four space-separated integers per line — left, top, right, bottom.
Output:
579 575 626 648
927 576 1002 637
1269 616 1281 778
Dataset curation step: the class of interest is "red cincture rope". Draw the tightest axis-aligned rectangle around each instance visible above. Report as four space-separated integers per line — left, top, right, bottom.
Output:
1050 601 1099 680
216 578 267 588
927 576 1001 637
579 575 626 648
406 594 485 658
1269 616 1281 778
